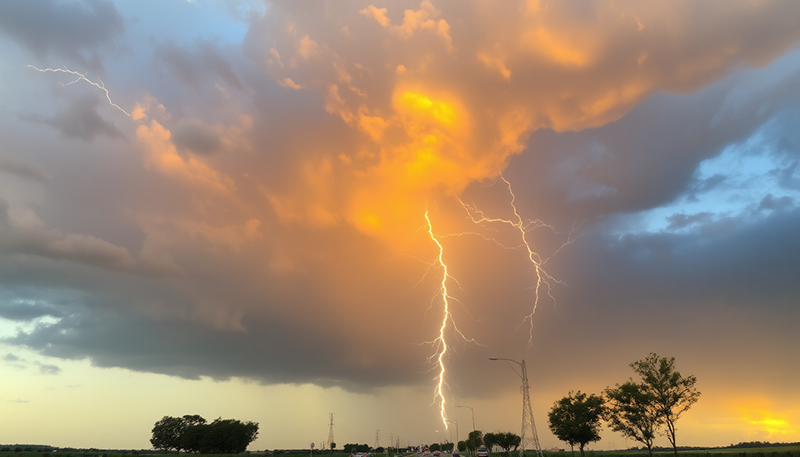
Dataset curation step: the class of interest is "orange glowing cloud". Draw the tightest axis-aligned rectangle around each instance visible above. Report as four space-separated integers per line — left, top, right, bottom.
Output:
251 0 800 248
361 1 453 51
136 119 236 194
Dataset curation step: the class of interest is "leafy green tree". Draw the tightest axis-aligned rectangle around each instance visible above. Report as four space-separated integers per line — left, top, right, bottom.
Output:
458 441 467 452
631 353 700 457
430 443 441 452
483 433 497 453
547 391 605 457
442 442 455 452
466 430 483 454
604 382 661 457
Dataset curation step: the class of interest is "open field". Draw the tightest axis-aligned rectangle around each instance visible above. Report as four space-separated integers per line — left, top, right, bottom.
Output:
2 448 800 457
538 448 800 457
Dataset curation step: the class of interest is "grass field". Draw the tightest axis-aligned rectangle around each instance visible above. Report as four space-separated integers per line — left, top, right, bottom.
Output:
2 447 800 457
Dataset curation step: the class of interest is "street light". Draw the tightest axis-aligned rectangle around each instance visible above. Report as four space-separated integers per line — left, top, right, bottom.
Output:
446 420 459 447
489 357 543 457
456 405 476 432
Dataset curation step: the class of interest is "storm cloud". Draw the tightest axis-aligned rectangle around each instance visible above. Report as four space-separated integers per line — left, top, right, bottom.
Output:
1 0 799 448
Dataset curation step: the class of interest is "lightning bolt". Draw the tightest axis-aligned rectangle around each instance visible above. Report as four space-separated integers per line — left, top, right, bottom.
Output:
459 176 578 346
26 65 131 117
424 209 452 430
421 209 484 430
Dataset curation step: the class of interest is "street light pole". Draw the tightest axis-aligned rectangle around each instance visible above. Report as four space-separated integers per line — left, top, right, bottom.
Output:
457 405 476 432
446 420 459 447
489 357 544 457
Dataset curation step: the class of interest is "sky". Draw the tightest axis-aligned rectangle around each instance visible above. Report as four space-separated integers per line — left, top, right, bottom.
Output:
1 0 799 452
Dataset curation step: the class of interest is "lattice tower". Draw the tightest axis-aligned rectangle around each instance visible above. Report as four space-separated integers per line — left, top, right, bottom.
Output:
520 360 543 457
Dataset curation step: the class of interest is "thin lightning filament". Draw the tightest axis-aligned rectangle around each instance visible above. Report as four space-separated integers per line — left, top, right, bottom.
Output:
459 176 576 346
26 65 131 117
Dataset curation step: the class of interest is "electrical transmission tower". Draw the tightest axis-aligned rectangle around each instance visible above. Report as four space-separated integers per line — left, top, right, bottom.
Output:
519 360 543 457
328 413 335 450
489 358 543 457
374 430 380 449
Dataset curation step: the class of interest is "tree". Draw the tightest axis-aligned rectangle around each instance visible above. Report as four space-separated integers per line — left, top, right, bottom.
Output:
180 418 259 454
494 433 520 457
151 415 208 454
344 444 369 453
458 441 467 452
483 433 497 453
547 391 605 457
604 382 661 457
631 353 700 457
466 431 484 454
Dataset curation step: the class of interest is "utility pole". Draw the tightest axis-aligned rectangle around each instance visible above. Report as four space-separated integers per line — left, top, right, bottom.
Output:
489 358 543 457
328 413 335 452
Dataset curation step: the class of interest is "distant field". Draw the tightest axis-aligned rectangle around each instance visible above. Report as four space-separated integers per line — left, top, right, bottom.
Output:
538 448 800 457
1 448 799 457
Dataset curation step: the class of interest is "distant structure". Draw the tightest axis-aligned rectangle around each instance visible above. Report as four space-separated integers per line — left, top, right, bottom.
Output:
519 360 544 457
328 413 335 449
374 430 380 449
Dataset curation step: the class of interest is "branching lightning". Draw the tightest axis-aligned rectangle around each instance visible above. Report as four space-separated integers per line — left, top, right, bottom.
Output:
424 209 451 429
26 65 131 117
421 209 484 430
419 177 576 429
458 176 579 346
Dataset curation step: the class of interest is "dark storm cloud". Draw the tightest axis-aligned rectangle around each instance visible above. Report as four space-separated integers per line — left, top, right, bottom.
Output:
172 121 223 156
685 174 726 202
0 209 181 277
0 157 51 182
758 194 794 212
506 52 800 223
2 353 21 362
0 299 62 322
0 0 124 74
1 0 799 402
564 206 800 315
37 362 61 375
0 199 9 227
19 93 125 142
665 212 715 231
2 253 431 392
154 38 244 92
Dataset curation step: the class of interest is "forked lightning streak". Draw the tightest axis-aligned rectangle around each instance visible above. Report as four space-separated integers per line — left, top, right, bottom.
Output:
26 65 130 117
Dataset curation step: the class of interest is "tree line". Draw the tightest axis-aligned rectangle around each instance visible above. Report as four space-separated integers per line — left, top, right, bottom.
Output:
150 415 259 454
455 431 521 456
547 353 700 457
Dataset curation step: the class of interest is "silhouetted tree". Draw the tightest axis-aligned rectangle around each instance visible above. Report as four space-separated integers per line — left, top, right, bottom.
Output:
180 418 259 454
495 433 521 456
604 382 661 457
631 353 700 457
548 391 605 457
151 415 208 454
344 444 369 453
